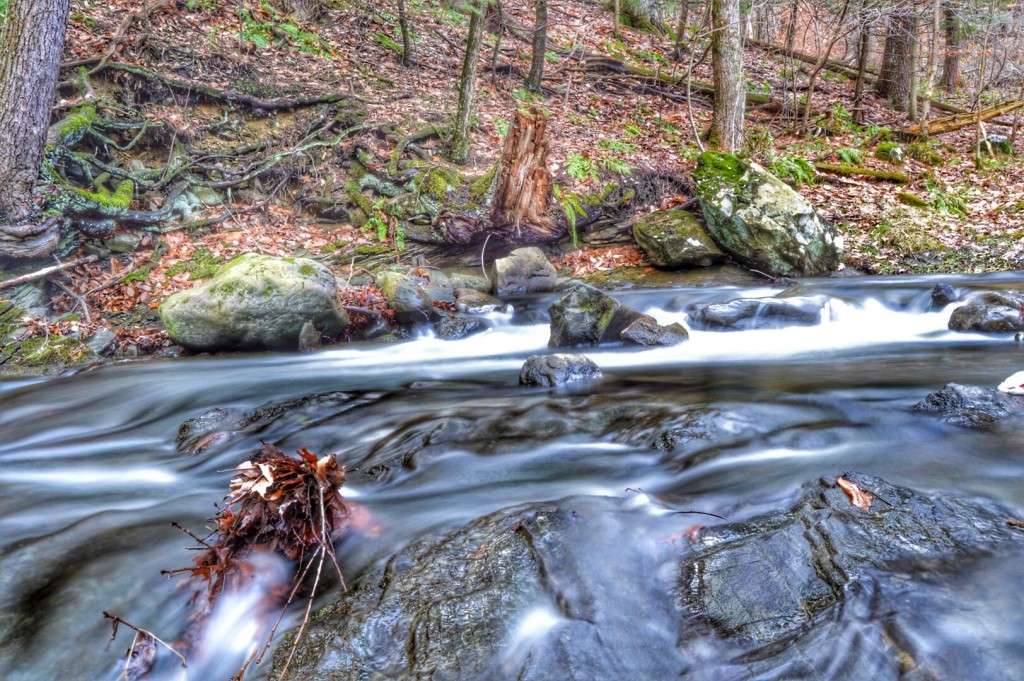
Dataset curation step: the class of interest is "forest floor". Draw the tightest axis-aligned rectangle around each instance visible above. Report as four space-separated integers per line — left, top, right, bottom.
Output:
4 0 1024 366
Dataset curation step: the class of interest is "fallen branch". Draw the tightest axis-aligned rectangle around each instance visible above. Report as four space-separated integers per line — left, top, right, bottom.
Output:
0 254 98 291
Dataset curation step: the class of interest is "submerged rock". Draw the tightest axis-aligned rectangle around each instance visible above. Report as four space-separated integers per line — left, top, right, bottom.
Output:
692 152 843 277
493 246 558 295
519 353 602 387
678 473 1024 678
437 316 487 340
913 382 1024 429
455 288 505 314
689 295 826 330
547 284 645 347
948 290 1024 333
276 476 1024 681
631 208 725 268
620 315 689 345
157 253 348 352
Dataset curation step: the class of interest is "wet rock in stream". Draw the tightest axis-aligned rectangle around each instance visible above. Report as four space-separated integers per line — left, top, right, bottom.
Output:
519 354 602 387
276 475 1024 680
913 382 1024 429
689 295 827 330
947 290 1024 333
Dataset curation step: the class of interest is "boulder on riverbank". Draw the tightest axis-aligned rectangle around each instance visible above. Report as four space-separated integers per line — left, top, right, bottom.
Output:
631 208 725 269
947 290 1024 333
692 152 843 277
158 253 348 352
493 247 559 295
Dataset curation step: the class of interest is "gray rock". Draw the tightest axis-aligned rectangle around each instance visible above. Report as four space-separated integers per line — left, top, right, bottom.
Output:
547 284 645 348
692 152 843 277
493 247 558 295
85 327 117 355
158 253 349 352
455 288 505 314
913 382 1024 429
519 353 602 386
102 231 143 254
978 134 1014 156
689 295 826 329
678 473 1023 677
632 208 724 268
620 315 689 346
931 282 957 308
948 290 1024 333
376 270 435 325
437 316 486 340
446 271 492 293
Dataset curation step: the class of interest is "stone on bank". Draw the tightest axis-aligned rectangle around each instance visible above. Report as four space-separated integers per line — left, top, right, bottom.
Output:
158 253 349 352
692 152 843 277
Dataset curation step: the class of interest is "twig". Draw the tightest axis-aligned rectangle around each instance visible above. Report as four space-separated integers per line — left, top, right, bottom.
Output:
103 611 187 669
51 279 92 324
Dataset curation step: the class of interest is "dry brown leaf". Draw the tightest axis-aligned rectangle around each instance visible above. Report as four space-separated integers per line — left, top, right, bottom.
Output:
837 476 874 511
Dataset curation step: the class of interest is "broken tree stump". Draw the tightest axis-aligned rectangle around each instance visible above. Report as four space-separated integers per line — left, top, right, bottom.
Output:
490 106 562 243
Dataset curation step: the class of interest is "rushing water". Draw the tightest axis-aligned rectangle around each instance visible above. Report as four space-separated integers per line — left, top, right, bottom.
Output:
3 273 1024 680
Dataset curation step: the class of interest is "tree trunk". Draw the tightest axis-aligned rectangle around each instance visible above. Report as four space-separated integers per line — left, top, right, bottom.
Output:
709 0 744 151
0 0 71 224
920 0 942 135
397 0 412 67
852 2 872 124
673 0 689 59
449 0 486 164
525 0 547 93
908 10 919 122
490 106 560 243
938 4 961 91
876 11 913 111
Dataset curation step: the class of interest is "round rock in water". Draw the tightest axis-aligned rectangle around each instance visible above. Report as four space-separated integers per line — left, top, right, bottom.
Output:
519 354 602 387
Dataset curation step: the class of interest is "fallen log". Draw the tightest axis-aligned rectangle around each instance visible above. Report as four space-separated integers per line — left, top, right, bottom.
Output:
813 162 909 183
901 100 1024 137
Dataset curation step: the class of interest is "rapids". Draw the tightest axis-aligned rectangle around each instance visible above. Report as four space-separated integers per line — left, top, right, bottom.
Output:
2 273 1024 679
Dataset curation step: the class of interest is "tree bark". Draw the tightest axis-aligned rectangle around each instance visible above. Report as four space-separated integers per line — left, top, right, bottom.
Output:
709 0 744 151
397 0 412 67
525 0 547 93
938 3 961 91
852 1 872 124
449 0 486 164
490 106 560 243
876 11 913 111
0 0 71 223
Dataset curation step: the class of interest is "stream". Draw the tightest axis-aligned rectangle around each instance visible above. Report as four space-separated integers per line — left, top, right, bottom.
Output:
3 272 1024 679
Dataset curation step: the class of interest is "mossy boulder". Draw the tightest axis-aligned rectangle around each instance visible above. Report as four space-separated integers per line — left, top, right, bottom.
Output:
376 270 435 325
158 253 349 352
547 284 646 347
632 208 724 268
692 152 843 277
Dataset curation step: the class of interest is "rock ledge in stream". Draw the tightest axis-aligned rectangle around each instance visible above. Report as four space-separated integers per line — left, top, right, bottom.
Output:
913 382 1024 429
276 476 1024 681
519 353 602 386
547 284 684 347
947 290 1024 333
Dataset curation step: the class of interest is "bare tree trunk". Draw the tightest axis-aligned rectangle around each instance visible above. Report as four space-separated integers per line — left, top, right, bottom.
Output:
938 3 961 91
852 0 872 124
674 0 690 59
490 106 560 243
397 0 412 67
525 0 547 92
920 0 942 134
0 0 71 224
784 0 799 55
614 0 622 38
877 11 913 111
709 0 744 151
908 9 919 122
449 0 486 164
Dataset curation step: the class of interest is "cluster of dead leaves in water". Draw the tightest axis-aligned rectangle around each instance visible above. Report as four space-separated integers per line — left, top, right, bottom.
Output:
107 443 350 679
167 442 350 600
